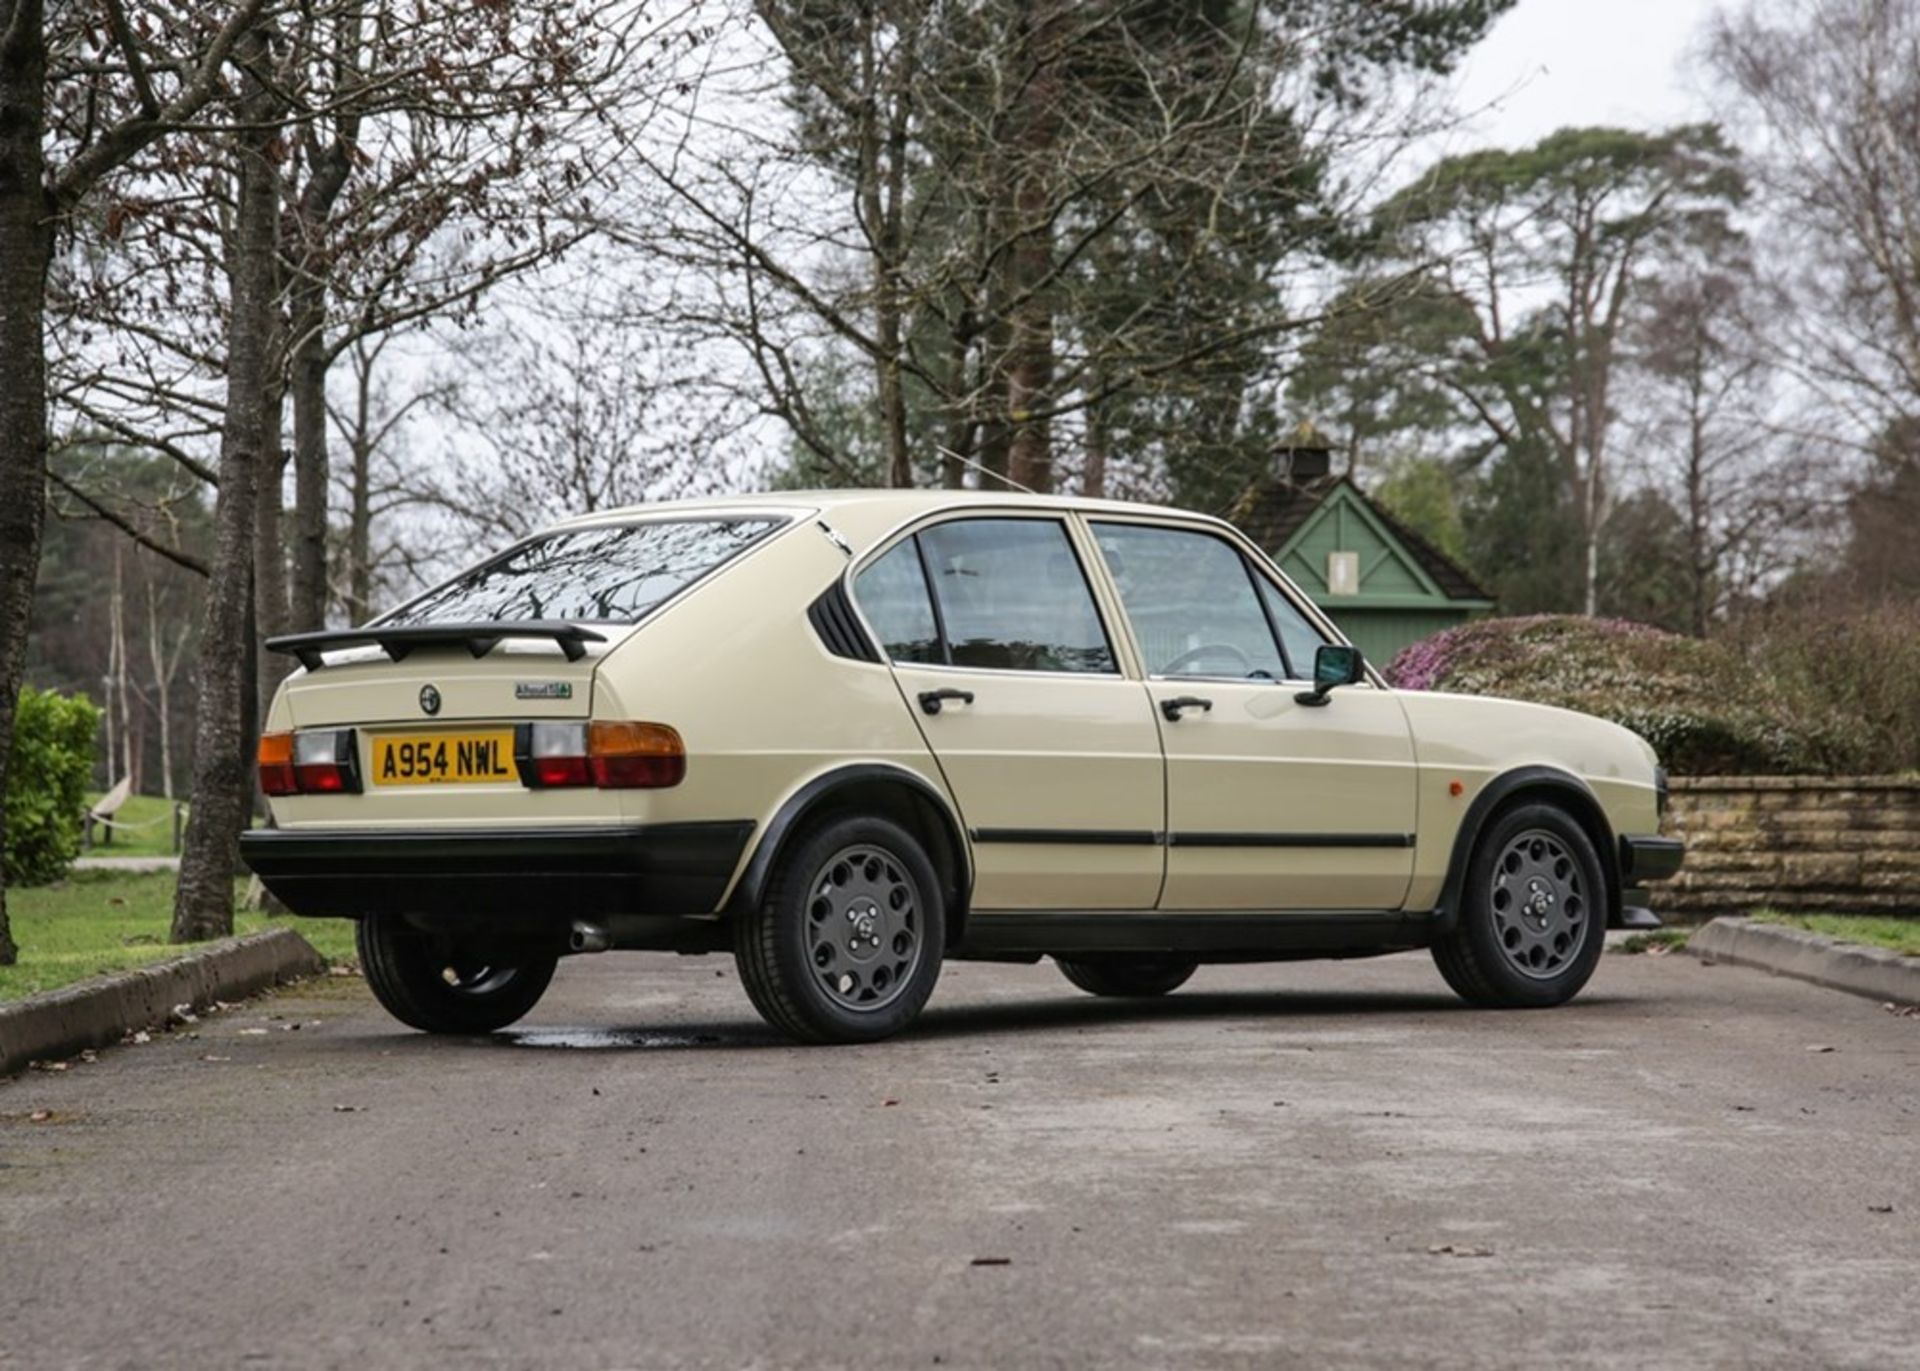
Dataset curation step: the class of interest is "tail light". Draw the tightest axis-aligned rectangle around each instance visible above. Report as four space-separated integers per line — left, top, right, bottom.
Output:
515 721 685 789
258 729 362 796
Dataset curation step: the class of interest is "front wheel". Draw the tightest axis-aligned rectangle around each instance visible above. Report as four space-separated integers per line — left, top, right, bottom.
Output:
1432 802 1607 1009
733 815 945 1044
357 914 557 1034
1056 954 1197 998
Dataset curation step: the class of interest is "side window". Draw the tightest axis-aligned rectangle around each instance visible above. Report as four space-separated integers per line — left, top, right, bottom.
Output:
854 537 942 664
917 519 1116 674
1090 522 1286 680
1256 576 1329 680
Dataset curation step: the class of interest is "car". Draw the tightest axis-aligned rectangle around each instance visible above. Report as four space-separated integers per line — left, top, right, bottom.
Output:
240 490 1684 1044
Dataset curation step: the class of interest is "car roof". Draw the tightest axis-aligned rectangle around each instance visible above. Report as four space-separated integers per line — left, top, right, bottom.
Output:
546 488 1223 532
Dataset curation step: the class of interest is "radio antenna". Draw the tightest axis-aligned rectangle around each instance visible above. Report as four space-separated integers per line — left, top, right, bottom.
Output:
933 446 1036 495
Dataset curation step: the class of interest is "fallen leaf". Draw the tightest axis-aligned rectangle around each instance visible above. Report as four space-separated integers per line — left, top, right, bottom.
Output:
332 1104 362 1113
1868 1204 1895 1214
29 1109 52 1123
238 1028 269 1036
200 1055 232 1063
882 1098 900 1107
969 1257 1012 1267
78 1050 98 1064
1806 1044 1836 1054
28 1060 68 1073
126 1030 151 1045
1428 1243 1495 1258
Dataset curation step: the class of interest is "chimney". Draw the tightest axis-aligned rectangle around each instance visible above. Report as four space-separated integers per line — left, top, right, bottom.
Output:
1271 435 1333 484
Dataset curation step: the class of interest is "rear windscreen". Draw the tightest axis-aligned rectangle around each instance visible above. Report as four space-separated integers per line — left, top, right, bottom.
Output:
383 518 782 626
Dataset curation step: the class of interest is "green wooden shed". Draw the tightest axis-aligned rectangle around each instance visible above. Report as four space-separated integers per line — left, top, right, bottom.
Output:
1229 442 1495 667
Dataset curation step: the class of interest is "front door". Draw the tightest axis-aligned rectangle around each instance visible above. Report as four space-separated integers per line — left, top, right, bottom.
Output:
1086 518 1419 911
853 515 1165 910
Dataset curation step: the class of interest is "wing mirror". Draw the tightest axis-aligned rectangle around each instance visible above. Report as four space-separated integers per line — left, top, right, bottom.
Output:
1296 644 1365 707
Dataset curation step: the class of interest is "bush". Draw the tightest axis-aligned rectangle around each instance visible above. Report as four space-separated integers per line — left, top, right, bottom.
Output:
5 686 102 886
1726 602 1920 777
1384 616 1870 776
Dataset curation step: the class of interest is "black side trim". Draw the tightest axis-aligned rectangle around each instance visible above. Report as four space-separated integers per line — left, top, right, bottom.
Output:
806 581 881 663
1169 832 1413 849
1620 834 1685 883
970 828 1162 846
267 620 605 672
239 822 753 919
955 910 1435 957
727 764 970 920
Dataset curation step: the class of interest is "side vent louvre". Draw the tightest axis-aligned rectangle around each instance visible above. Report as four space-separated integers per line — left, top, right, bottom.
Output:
808 581 881 663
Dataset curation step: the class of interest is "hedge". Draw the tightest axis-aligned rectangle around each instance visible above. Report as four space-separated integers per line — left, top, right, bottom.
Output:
1384 616 1868 777
5 686 102 886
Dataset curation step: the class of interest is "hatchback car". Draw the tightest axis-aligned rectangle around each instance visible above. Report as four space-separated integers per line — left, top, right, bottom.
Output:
241 491 1682 1043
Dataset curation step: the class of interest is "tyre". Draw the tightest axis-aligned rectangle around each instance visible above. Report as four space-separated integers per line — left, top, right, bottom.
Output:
1432 802 1607 1009
356 914 558 1034
1056 953 1197 998
733 814 945 1044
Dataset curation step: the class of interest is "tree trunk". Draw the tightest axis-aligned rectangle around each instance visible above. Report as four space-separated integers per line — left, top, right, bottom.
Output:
0 0 50 967
254 363 291 713
1082 390 1108 499
1004 1 1063 494
147 579 176 800
288 279 332 628
173 27 279 944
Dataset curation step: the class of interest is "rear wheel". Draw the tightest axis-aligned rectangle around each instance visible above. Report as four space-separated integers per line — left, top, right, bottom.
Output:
1432 802 1606 1009
1056 954 1197 998
357 914 557 1034
733 814 945 1044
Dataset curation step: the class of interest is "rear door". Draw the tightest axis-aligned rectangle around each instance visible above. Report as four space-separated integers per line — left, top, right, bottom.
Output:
853 515 1165 910
1086 518 1418 912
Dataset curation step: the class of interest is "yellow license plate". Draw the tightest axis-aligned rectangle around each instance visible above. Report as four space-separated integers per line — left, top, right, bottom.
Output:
371 730 518 786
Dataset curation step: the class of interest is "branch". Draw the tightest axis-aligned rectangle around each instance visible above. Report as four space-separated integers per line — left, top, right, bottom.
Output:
46 471 210 577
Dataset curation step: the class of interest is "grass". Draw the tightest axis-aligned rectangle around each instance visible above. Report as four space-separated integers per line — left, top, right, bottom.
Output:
0 869 355 1002
1751 912 1920 957
1613 929 1692 955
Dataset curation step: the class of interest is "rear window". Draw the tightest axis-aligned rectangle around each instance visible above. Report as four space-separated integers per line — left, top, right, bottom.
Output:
383 518 782 626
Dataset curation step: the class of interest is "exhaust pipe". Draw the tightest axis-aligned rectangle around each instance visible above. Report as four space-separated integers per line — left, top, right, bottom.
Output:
569 921 612 954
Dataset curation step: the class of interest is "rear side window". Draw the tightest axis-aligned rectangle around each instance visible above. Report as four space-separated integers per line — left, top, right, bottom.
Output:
854 539 942 664
384 519 780 626
916 519 1115 674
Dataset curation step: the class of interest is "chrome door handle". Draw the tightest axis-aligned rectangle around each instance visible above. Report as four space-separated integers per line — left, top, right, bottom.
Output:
1160 695 1213 721
918 688 975 716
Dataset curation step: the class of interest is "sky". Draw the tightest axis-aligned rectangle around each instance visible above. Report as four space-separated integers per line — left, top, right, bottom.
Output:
1440 0 1723 151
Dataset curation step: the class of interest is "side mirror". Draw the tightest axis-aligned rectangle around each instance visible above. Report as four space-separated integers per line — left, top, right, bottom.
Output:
1297 644 1364 707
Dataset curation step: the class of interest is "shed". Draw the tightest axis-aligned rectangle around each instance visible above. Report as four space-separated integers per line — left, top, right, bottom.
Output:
1229 440 1495 666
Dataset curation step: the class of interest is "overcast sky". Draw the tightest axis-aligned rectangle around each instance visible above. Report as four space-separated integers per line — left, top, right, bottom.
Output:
1441 0 1723 150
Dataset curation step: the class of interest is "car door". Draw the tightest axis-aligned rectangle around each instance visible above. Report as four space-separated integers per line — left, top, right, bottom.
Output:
1086 517 1418 912
852 514 1165 910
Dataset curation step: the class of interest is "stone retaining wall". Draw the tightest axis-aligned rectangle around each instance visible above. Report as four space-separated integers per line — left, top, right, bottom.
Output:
1661 777 1920 920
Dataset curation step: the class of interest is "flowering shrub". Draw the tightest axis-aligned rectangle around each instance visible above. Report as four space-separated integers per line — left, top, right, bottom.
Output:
1384 616 1870 776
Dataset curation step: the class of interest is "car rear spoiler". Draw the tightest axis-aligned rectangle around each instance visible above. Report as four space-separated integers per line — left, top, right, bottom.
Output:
265 621 607 672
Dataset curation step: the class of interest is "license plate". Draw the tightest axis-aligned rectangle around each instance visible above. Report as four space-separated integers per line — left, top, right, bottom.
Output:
371 730 518 786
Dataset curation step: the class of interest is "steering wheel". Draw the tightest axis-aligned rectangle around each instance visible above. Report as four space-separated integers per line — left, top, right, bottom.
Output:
1162 642 1258 677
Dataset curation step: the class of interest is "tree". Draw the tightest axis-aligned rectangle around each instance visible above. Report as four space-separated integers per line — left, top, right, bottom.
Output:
0 0 266 966
1363 125 1749 616
1707 0 1920 454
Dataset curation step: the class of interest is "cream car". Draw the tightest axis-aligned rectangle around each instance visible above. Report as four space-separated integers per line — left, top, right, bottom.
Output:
241 491 1683 1044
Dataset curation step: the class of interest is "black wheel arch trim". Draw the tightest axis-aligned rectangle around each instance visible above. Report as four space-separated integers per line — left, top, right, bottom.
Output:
1435 766 1625 934
725 763 973 937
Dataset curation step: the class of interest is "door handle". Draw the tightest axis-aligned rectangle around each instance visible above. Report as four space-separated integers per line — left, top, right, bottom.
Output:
918 688 975 716
1160 695 1213 721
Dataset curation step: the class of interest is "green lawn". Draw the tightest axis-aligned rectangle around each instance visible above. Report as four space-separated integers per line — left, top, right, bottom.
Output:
0 869 355 1002
1752 912 1920 957
79 791 188 859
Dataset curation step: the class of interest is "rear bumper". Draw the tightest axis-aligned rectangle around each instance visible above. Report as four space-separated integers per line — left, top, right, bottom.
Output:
239 822 755 919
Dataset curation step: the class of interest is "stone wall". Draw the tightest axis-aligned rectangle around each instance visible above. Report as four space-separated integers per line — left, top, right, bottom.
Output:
1660 777 1920 920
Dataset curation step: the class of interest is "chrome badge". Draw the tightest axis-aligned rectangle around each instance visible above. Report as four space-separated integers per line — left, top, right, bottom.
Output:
514 681 574 700
418 684 442 716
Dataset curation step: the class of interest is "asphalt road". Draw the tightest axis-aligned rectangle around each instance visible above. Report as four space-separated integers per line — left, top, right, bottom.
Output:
4 947 1917 1370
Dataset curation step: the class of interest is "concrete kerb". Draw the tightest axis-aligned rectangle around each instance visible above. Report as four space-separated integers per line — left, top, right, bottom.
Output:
1689 916 1920 1007
0 929 326 1078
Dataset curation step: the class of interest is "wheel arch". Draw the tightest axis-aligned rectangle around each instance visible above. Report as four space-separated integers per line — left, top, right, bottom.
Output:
1435 766 1620 933
725 764 973 943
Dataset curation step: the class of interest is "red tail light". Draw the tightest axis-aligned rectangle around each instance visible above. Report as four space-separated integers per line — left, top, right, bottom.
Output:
514 722 685 789
259 729 362 796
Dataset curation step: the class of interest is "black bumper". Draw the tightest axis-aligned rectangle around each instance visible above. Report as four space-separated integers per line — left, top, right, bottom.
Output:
239 822 755 919
1616 834 1685 929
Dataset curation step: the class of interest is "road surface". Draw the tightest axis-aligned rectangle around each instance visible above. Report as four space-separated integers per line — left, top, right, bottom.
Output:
4 948 1917 1368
